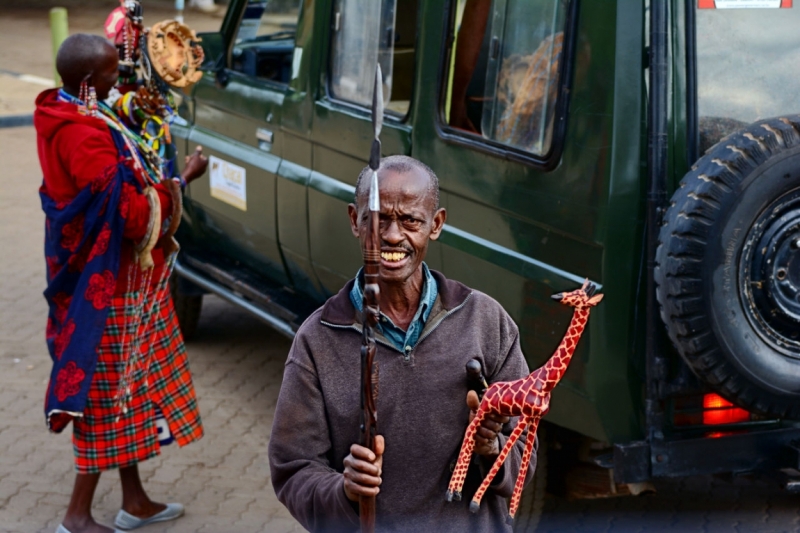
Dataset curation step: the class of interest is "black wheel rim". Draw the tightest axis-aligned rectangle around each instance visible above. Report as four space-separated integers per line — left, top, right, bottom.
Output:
740 187 800 358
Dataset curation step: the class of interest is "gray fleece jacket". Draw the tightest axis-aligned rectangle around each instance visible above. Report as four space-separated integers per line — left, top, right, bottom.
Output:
268 270 534 532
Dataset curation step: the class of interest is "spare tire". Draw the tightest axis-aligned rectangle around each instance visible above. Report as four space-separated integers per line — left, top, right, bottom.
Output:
656 115 800 420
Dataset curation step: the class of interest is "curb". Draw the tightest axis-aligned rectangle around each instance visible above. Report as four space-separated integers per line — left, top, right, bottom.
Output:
0 68 51 129
0 68 53 87
0 114 34 128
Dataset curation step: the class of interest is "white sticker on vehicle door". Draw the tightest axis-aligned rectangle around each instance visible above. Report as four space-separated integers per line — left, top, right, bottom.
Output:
291 47 303 80
209 155 247 211
699 0 791 7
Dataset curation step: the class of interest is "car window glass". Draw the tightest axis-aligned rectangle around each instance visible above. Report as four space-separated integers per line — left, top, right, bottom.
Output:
442 0 567 157
329 0 418 116
230 0 302 84
695 4 800 153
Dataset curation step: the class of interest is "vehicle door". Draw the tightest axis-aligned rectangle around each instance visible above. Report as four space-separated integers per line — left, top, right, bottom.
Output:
413 0 638 441
185 0 304 287
307 0 434 293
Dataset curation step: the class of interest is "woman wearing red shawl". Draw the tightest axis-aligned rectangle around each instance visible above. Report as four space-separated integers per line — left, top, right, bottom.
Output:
35 34 206 533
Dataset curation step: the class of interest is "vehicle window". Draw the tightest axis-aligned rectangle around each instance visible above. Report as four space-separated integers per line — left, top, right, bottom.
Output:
329 0 418 115
230 0 302 84
695 4 800 153
442 0 568 157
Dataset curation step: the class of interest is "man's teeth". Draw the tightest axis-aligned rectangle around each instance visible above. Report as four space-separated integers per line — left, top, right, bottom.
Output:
381 252 407 262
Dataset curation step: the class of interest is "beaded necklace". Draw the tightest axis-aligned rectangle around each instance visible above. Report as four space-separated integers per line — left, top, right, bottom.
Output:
57 88 163 185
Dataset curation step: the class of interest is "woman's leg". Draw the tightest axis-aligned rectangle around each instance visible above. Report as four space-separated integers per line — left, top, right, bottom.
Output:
62 472 114 533
119 464 166 518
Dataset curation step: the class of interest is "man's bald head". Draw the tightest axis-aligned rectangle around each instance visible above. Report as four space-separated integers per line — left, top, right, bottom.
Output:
56 34 117 91
355 155 440 213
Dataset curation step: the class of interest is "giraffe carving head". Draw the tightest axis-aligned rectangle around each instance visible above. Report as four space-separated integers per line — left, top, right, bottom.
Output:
550 279 603 308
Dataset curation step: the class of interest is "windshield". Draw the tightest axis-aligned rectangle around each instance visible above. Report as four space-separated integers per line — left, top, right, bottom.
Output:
234 0 299 43
695 3 800 152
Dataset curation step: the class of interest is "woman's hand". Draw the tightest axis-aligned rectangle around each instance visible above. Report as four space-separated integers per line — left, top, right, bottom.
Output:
181 145 208 184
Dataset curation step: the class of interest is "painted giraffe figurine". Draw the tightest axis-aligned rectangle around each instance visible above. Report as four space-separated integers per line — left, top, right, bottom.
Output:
446 279 603 523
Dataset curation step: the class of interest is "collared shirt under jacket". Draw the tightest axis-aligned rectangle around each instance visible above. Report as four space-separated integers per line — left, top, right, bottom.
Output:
349 262 438 353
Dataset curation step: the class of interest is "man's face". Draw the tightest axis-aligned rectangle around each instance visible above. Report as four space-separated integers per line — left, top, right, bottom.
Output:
348 167 446 286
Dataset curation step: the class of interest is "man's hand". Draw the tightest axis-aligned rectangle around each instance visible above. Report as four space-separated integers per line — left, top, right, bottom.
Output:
181 145 208 184
343 435 385 502
467 390 509 456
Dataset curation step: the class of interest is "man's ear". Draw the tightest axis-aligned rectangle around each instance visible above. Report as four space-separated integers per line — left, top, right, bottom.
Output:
347 203 360 238
429 208 447 241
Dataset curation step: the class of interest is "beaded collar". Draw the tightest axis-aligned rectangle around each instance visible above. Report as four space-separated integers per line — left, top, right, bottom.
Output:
57 88 163 186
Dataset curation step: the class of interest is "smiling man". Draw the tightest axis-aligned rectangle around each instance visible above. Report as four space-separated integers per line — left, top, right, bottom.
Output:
268 155 534 532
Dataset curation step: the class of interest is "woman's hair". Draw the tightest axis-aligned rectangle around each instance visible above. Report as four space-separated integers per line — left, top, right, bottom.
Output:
56 33 114 88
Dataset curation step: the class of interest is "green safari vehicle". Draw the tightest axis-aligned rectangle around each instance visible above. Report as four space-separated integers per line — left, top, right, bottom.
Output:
169 0 800 526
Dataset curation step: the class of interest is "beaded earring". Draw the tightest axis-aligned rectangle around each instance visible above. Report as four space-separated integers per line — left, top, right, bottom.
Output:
78 79 88 107
78 77 98 117
87 85 98 117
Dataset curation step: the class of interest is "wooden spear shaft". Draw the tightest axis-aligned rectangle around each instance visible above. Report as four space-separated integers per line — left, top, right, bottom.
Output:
359 64 383 533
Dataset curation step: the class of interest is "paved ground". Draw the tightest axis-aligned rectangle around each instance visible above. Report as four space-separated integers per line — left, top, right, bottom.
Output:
0 0 225 78
1 2 800 532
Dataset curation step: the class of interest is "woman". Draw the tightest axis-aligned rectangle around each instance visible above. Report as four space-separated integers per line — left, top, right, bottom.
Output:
35 34 206 533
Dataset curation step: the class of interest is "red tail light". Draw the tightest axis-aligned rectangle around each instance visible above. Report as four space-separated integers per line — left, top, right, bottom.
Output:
702 393 750 426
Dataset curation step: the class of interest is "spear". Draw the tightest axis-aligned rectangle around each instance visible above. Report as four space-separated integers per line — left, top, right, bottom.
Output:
359 64 383 533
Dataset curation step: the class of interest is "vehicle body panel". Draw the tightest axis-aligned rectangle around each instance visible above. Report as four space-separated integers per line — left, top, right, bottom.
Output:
173 0 798 463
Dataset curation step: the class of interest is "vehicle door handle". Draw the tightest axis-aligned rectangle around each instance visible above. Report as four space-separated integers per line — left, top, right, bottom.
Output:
256 128 273 151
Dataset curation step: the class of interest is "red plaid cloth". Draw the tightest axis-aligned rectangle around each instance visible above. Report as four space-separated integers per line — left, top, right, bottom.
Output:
72 287 203 473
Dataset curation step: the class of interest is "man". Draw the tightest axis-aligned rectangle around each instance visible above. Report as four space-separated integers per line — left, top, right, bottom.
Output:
269 155 534 532
35 34 206 533
189 0 222 15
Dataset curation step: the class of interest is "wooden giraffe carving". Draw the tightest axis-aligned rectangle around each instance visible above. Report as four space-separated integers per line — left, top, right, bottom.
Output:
446 279 603 523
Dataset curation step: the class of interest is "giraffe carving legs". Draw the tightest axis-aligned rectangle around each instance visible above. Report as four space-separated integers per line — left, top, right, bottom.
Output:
507 417 538 523
469 418 528 513
446 410 482 502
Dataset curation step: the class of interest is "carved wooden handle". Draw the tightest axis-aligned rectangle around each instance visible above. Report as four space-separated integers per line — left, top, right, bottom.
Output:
136 186 161 270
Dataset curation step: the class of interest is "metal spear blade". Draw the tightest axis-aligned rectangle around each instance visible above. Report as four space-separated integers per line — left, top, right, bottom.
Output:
372 63 384 141
369 166 380 212
369 64 383 172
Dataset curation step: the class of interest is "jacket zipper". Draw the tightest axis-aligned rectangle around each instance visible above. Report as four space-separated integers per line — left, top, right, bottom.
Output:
319 320 401 353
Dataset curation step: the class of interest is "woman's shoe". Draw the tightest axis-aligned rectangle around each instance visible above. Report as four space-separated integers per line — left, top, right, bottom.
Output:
56 524 125 533
113 503 185 530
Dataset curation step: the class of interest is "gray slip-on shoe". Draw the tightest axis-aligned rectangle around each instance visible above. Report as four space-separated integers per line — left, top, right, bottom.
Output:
113 503 185 530
57 524 125 533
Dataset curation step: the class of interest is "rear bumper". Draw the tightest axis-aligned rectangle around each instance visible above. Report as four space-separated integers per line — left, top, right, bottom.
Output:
614 427 800 483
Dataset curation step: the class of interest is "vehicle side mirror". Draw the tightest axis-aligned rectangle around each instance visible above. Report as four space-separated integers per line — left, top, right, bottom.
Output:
196 31 229 88
214 60 230 89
